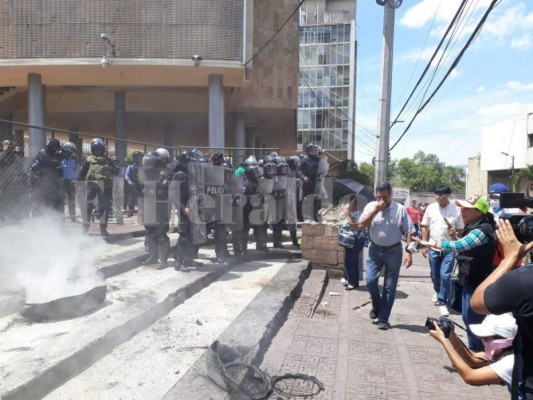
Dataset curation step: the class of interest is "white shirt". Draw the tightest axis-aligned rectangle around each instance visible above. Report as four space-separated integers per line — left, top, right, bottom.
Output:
489 354 514 385
420 202 464 242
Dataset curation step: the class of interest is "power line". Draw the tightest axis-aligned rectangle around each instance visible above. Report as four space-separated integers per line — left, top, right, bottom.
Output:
389 0 500 152
244 0 306 67
390 0 468 128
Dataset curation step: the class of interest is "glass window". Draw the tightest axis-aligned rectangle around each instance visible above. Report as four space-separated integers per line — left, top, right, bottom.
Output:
331 26 338 43
297 132 303 144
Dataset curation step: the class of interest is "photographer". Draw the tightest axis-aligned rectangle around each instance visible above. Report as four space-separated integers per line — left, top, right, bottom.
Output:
429 313 516 387
471 218 533 399
416 195 497 351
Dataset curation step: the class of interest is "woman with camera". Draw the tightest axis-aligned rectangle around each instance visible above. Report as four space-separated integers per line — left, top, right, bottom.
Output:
415 195 498 352
339 196 367 290
429 313 516 387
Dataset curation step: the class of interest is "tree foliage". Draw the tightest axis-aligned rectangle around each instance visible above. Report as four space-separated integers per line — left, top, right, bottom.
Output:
350 151 465 193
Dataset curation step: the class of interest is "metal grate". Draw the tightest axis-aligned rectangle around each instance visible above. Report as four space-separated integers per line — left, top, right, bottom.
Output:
0 0 243 60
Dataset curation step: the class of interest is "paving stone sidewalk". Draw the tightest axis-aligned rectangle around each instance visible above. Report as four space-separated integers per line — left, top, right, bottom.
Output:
260 250 509 400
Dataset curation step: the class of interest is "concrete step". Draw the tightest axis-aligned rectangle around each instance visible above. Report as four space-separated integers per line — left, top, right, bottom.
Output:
44 259 309 400
0 242 303 400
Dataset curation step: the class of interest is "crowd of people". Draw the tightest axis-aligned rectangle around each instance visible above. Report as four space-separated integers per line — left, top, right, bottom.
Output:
0 138 328 268
337 180 533 398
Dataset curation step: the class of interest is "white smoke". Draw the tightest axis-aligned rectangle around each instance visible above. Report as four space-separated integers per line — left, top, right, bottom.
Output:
0 213 106 305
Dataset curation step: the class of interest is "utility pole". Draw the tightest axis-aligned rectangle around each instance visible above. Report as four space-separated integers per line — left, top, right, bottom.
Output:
501 151 515 191
374 0 402 190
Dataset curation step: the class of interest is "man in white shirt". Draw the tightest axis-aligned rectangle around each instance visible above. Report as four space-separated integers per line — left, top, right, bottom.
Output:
420 185 464 317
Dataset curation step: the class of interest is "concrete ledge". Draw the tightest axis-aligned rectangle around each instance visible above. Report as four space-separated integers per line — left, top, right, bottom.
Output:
162 259 311 400
0 248 301 400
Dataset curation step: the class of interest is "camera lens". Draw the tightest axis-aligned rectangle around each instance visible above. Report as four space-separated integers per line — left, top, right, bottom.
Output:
519 216 533 244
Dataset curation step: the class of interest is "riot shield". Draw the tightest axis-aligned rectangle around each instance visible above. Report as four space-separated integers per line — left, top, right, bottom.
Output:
204 164 225 223
314 157 329 197
249 178 274 227
188 161 207 245
269 175 287 224
285 174 298 224
223 175 245 233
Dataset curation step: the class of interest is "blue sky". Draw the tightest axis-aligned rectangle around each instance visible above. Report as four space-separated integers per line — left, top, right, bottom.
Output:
355 0 533 166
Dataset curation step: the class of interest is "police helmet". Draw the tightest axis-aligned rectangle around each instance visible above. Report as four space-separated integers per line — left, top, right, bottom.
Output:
132 151 143 162
305 143 319 157
154 148 170 166
46 138 61 154
277 161 289 176
263 162 277 178
177 149 197 166
244 165 263 183
210 152 225 166
2 139 14 148
287 155 301 170
142 151 160 169
199 155 210 164
223 158 234 172
191 148 205 159
90 138 106 155
244 155 258 166
61 142 77 153
13 146 24 156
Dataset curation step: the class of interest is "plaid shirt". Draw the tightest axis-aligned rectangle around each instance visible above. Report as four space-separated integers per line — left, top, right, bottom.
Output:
440 228 489 252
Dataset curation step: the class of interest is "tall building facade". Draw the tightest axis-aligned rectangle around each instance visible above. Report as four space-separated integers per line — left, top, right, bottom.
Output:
0 0 299 161
298 0 356 161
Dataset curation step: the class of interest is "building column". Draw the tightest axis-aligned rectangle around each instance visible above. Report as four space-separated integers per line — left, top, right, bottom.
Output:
28 73 46 159
233 113 245 166
209 74 225 150
115 91 127 161
255 136 262 158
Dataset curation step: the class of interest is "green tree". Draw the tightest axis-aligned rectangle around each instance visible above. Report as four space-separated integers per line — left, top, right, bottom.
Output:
394 151 464 192
514 164 533 191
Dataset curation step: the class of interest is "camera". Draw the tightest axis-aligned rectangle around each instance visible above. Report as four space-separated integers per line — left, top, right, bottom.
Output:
405 241 420 254
425 317 453 338
499 192 533 243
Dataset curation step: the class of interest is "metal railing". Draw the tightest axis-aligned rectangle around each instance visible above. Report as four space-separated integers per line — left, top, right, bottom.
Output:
0 120 280 225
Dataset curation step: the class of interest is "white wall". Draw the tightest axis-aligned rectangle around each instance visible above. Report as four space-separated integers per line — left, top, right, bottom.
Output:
480 116 531 171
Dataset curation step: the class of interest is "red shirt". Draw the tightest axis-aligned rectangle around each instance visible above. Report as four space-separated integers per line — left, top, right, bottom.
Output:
406 206 421 224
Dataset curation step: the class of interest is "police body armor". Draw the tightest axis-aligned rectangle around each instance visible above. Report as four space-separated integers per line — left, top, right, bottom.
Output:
269 175 287 224
188 161 207 245
86 155 115 189
249 178 274 227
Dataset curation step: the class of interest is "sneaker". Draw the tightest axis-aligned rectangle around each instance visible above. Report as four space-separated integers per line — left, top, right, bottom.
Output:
432 292 438 304
340 278 348 287
369 309 378 320
377 321 391 330
439 305 449 317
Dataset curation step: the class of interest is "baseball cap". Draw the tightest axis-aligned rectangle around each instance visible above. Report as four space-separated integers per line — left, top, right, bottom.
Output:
469 313 517 339
455 195 490 214
435 185 452 195
488 183 509 195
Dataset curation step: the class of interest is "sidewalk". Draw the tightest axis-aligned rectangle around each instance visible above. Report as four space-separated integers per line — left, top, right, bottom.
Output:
259 250 509 400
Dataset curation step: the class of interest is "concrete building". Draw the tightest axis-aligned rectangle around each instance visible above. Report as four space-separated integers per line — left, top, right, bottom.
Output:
0 0 300 162
466 113 533 197
297 0 356 161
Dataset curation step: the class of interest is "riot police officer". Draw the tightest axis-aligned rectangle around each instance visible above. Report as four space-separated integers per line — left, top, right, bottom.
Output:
271 158 289 248
29 138 65 216
77 138 119 236
208 152 230 263
140 151 171 269
170 150 202 271
286 156 302 246
300 143 322 221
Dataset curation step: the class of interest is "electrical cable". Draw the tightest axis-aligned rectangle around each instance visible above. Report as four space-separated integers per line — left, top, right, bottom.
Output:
390 0 468 128
389 0 500 152
244 0 306 66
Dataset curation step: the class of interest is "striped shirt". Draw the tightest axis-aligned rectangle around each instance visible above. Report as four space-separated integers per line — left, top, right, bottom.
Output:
440 229 489 252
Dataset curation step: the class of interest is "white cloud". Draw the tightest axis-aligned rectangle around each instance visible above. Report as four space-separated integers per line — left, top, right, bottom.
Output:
511 34 531 49
476 86 486 94
449 69 460 79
